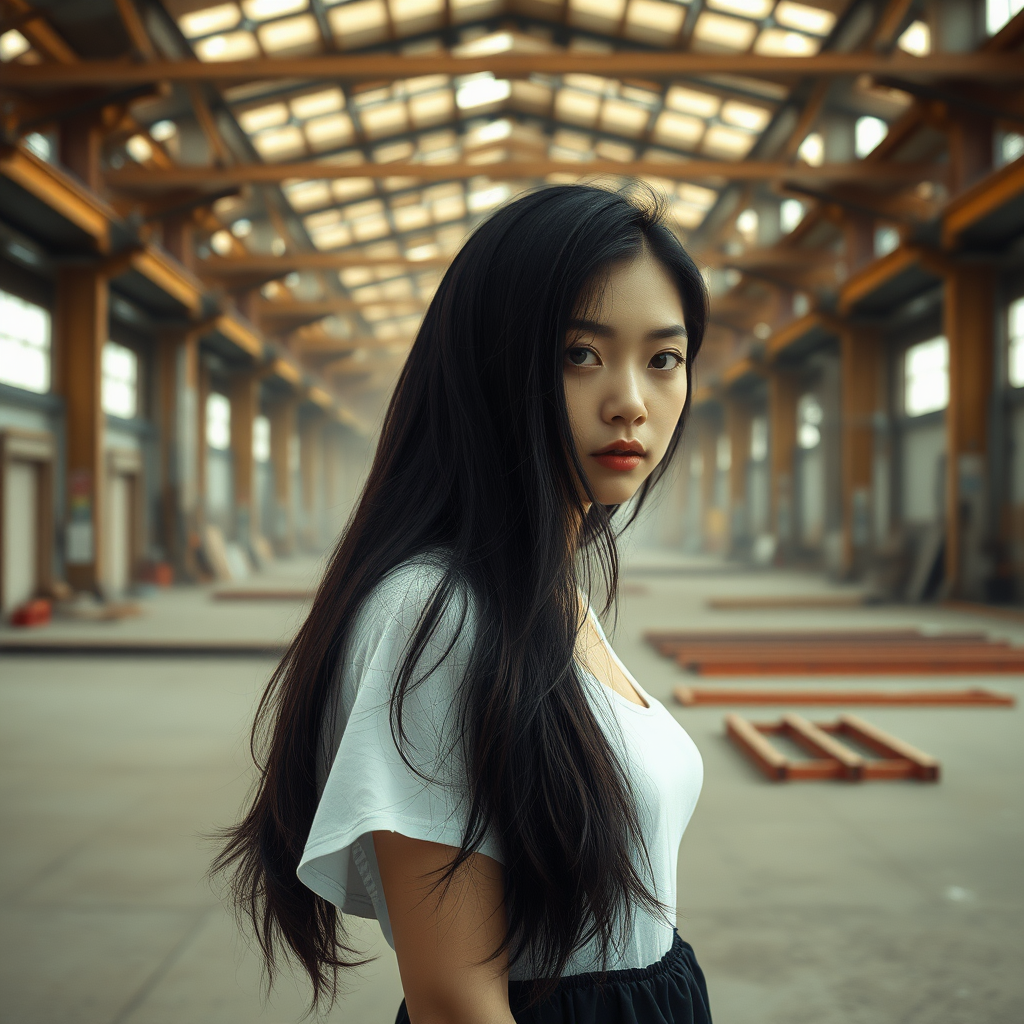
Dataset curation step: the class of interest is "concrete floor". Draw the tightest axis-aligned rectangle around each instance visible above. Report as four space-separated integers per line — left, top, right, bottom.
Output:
1 553 1022 1023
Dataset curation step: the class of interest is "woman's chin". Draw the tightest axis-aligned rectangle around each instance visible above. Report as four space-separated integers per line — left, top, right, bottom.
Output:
589 478 645 506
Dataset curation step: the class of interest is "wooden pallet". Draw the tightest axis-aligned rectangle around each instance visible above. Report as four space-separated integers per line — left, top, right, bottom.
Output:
675 685 1015 706
725 713 941 782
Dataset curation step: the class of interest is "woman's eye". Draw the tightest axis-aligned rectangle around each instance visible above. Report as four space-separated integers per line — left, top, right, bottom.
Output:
650 351 684 370
566 346 599 367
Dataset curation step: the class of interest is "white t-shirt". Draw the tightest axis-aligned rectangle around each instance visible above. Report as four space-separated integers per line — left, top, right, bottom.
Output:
296 557 704 979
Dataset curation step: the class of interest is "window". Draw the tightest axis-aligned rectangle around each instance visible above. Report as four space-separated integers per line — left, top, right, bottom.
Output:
0 290 50 393
206 393 231 450
986 0 1024 36
874 225 900 257
253 414 271 461
101 342 138 418
750 416 768 462
797 393 822 449
716 433 731 472
904 336 949 417
997 131 1024 167
1008 297 1024 388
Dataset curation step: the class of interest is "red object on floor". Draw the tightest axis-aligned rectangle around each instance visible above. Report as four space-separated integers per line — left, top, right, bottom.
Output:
11 598 52 627
140 562 174 586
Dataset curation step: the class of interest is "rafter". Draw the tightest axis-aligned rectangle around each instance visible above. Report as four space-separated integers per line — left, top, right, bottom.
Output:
106 159 943 190
199 253 450 274
6 52 1024 89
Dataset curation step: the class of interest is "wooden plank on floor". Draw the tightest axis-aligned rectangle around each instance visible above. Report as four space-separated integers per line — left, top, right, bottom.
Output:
673 686 1015 706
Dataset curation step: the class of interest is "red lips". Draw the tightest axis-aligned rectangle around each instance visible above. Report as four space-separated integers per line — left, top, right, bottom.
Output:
591 440 646 472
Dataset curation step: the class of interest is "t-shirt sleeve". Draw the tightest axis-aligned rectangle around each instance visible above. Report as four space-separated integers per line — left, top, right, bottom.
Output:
296 562 503 927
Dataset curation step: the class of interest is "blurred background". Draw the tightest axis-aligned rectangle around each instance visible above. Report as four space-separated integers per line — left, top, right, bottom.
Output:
0 0 1022 1021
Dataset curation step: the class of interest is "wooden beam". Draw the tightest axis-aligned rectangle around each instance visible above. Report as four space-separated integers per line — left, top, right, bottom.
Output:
112 0 156 61
129 247 204 314
7 53 1024 88
200 253 450 274
0 144 112 249
106 159 943 190
255 297 424 318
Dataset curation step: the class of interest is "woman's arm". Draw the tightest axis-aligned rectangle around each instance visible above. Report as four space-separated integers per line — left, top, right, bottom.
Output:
373 831 515 1024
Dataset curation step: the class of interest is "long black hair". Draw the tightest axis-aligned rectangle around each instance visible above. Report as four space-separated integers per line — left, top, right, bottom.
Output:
213 183 709 1009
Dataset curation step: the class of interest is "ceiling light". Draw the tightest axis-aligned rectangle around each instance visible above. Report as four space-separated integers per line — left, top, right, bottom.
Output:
149 119 177 141
456 74 512 109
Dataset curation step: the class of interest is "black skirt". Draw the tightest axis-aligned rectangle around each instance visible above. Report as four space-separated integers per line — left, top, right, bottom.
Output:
394 931 712 1024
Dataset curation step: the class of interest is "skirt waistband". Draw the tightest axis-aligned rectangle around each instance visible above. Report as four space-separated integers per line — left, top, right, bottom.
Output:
508 930 690 993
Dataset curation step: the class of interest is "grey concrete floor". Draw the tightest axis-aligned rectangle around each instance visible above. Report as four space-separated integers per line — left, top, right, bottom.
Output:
1 553 1021 1023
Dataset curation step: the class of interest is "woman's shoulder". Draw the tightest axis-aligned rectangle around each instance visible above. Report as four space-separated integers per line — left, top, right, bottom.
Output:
350 549 475 654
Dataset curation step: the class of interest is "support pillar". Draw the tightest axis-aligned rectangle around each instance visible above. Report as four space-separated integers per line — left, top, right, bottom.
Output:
58 118 104 193
698 415 722 553
156 329 202 578
57 267 106 592
769 368 800 555
839 327 883 576
269 397 297 555
229 370 259 549
725 397 752 553
945 266 993 598
300 413 325 550
322 423 344 540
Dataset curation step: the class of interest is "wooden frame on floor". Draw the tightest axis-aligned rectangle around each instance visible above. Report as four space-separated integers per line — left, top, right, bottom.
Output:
725 712 941 782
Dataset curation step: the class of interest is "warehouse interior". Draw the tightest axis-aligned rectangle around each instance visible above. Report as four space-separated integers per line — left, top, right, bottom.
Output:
1 0 1022 1021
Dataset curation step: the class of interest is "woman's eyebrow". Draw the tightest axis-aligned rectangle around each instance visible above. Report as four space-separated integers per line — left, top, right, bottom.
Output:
567 319 688 340
648 324 688 341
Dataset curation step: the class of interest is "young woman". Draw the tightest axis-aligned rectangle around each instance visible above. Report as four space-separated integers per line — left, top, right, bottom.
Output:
215 183 711 1024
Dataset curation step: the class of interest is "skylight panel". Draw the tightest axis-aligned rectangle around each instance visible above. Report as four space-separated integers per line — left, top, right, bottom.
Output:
353 215 391 241
284 179 332 210
328 0 388 44
625 0 687 40
678 183 717 207
361 101 410 138
465 120 512 147
432 194 467 222
394 205 432 231
665 86 721 118
253 125 306 159
703 124 756 158
595 139 635 161
897 20 930 54
564 74 614 93
0 29 31 61
291 89 345 121
692 12 759 50
410 89 455 126
653 111 705 147
797 131 823 164
754 28 821 54
670 201 707 228
403 75 451 94
555 89 601 126
456 75 512 109
511 80 554 112
340 267 375 287
720 100 771 132
773 1 835 35
242 0 308 17
374 140 415 162
468 183 512 211
195 30 260 60
332 176 374 202
179 4 241 38
855 116 888 157
705 0 772 16
406 240 440 260
305 113 355 150
391 0 445 22
239 103 291 134
600 99 651 137
453 30 515 55
421 128 460 150
568 0 628 30
305 211 353 249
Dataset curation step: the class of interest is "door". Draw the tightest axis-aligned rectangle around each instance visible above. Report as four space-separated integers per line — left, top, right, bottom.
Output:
3 459 38 612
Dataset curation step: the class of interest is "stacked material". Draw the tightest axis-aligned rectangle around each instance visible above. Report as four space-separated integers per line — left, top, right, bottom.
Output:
645 628 1024 675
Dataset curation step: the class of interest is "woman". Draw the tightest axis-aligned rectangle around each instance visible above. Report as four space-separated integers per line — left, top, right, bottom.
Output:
214 183 711 1023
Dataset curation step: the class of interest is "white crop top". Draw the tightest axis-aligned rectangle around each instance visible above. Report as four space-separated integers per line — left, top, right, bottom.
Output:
296 557 704 979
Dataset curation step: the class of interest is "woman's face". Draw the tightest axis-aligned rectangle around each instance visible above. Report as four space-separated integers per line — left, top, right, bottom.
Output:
563 248 689 508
